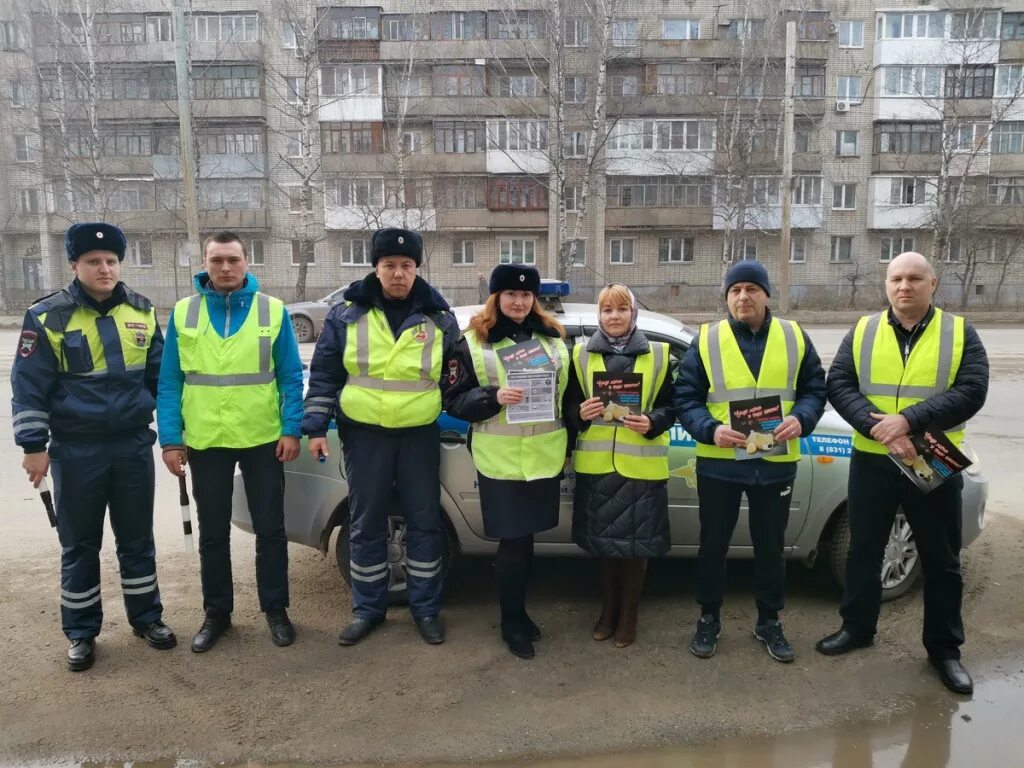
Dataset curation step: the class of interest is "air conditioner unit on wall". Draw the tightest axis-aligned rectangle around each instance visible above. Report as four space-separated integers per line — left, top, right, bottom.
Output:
836 100 850 113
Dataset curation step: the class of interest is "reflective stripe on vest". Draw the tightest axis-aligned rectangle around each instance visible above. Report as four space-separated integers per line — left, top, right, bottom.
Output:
339 307 443 428
41 303 156 376
174 292 284 450
852 308 965 454
466 332 569 482
572 342 671 480
695 318 804 462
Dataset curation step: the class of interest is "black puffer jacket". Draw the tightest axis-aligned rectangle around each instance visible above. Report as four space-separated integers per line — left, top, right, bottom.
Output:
565 330 677 558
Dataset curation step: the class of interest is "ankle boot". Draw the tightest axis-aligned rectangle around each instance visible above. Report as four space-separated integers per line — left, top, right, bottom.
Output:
593 558 623 641
614 559 648 648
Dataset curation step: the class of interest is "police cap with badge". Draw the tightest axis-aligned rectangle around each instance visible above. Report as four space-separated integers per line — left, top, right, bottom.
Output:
372 227 422 266
489 263 541 295
65 222 128 262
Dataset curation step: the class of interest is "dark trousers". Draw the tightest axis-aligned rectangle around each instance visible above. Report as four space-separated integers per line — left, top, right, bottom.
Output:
495 535 534 633
341 422 443 619
188 441 289 616
695 474 793 624
51 430 163 640
840 451 965 661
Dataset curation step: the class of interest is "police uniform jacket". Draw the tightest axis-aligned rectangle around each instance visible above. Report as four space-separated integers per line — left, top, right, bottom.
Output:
12 280 163 453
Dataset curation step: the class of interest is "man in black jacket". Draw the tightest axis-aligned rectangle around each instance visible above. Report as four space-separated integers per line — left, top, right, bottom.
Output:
675 260 827 663
816 252 989 695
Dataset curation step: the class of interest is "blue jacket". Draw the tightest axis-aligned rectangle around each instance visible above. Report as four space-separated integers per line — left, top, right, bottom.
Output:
157 272 304 447
674 311 827 485
11 280 162 452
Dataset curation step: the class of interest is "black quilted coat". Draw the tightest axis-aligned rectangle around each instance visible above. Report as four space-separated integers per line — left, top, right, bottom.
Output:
565 330 677 558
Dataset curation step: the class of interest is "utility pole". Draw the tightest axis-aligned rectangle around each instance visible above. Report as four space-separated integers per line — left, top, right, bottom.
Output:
777 21 796 313
172 0 201 281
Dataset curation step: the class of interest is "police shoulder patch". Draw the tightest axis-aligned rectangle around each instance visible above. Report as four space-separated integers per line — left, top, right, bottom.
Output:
447 359 460 385
18 330 38 358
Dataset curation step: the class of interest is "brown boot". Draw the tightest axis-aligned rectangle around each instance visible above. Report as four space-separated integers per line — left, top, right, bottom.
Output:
614 558 648 648
592 558 623 641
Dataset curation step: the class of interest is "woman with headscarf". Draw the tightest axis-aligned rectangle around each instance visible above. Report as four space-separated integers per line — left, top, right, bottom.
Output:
565 284 677 648
444 264 575 660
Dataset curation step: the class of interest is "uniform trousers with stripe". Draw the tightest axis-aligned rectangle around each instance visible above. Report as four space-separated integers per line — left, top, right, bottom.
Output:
341 421 444 619
50 429 163 640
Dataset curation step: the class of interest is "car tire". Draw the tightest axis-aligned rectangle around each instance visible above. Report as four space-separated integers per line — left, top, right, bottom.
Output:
292 315 315 344
335 514 454 607
830 506 921 603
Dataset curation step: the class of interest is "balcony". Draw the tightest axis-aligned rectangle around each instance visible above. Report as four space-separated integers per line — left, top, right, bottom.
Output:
875 97 942 122
319 95 383 122
324 206 436 231
867 178 935 230
317 39 380 62
380 39 547 62
874 38 998 67
872 154 943 174
485 149 549 174
605 150 714 177
1000 40 1024 61
382 95 546 119
618 96 714 117
713 203 823 230
46 208 269 233
605 206 712 228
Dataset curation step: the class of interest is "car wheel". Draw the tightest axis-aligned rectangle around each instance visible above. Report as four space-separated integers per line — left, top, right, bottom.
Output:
335 515 453 607
830 507 921 602
292 315 315 343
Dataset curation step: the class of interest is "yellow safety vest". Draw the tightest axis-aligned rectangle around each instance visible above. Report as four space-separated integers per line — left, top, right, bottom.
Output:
40 302 155 375
852 308 965 454
466 331 569 482
339 306 443 428
695 317 805 462
174 292 284 450
572 342 671 480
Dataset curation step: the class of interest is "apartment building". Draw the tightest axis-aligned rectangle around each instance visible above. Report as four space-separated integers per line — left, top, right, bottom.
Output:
1 1 1023 311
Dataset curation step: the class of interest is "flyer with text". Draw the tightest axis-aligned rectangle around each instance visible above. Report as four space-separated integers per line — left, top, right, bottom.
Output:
889 427 972 494
592 371 643 425
729 395 789 461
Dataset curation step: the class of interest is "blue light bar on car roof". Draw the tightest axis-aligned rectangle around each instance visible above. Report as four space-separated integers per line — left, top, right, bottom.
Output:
538 279 571 297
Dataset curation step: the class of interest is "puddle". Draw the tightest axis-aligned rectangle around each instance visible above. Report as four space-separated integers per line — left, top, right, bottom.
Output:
5 673 1022 768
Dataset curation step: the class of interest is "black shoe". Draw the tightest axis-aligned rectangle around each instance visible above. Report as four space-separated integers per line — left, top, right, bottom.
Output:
930 658 973 694
132 620 177 650
754 620 796 663
266 608 296 647
414 615 445 645
338 616 385 646
524 614 542 642
67 638 95 672
190 614 231 653
502 629 535 659
689 615 721 659
815 628 873 656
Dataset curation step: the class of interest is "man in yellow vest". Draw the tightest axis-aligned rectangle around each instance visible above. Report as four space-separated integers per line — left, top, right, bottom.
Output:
817 252 989 694
675 260 826 663
11 222 176 671
304 228 460 646
158 231 304 653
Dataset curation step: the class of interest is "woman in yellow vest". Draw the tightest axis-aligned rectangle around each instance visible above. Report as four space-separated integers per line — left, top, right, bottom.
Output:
444 264 573 660
565 284 676 648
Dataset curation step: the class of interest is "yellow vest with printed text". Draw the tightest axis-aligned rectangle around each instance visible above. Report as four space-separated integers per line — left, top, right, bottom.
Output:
851 308 965 454
40 302 155 376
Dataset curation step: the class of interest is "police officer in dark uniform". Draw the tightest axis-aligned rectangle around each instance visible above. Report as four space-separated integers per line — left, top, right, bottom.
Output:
11 222 176 671
303 228 461 645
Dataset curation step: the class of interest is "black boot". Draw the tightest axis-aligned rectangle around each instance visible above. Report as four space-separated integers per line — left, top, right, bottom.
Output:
67 638 95 672
496 535 535 659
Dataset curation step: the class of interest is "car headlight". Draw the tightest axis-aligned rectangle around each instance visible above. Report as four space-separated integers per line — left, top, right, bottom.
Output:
961 441 982 476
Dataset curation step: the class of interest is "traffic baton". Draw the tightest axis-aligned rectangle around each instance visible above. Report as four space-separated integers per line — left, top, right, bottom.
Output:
39 477 56 528
178 474 195 554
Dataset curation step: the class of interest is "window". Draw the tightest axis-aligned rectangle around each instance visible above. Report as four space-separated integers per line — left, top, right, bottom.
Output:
496 74 539 98
14 135 31 162
564 77 587 104
321 7 379 40
608 238 634 264
194 65 260 99
945 65 994 99
176 241 191 267
147 16 172 42
795 125 812 153
491 10 545 40
889 178 928 205
880 236 914 262
797 12 830 41
662 19 699 40
282 21 300 49
249 240 265 267
284 131 304 158
564 17 588 46
606 176 712 207
835 130 859 156
401 131 422 154
433 12 485 41
564 131 587 157
949 11 998 40
198 131 261 156
1003 13 1024 40
287 186 313 212
339 240 369 266
608 119 714 151
873 122 941 154
436 177 487 208
838 20 863 48
432 65 485 97
833 183 857 210
1 21 22 50
499 239 536 265
831 236 853 263
9 80 25 107
285 76 305 104
383 15 428 41
952 122 989 152
19 189 39 214
434 121 485 153
793 177 822 205
882 66 942 97
995 65 1024 98
291 240 316 266
797 66 826 97
198 179 264 209
882 13 943 40
192 14 260 43
569 239 586 265
120 21 145 43
563 185 580 212
325 177 383 207
991 122 1024 154
727 19 765 40
487 120 548 151
487 177 548 209
836 76 862 103
987 177 1024 205
452 240 474 265
659 237 694 263
611 19 638 47
656 64 710 96
321 65 380 97
112 183 148 211
610 75 639 97
731 238 758 261
321 122 381 154
790 235 806 263
126 241 153 267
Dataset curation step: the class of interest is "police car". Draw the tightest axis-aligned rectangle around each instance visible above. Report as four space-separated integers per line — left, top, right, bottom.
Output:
232 281 988 605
